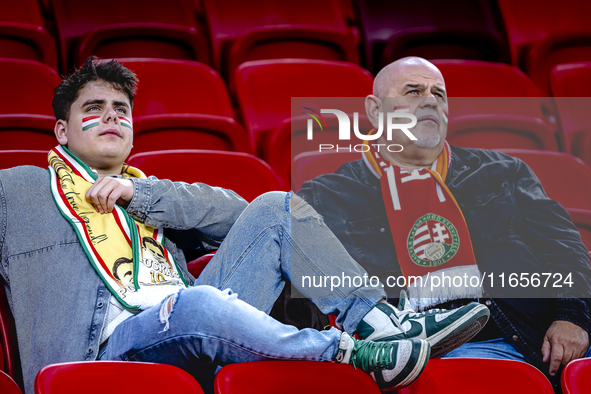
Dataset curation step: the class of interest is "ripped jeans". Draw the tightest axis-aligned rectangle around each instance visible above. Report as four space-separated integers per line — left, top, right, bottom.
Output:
98 192 385 387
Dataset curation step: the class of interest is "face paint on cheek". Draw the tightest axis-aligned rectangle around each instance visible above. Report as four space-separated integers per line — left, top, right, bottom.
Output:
82 116 100 131
118 116 133 131
393 105 411 120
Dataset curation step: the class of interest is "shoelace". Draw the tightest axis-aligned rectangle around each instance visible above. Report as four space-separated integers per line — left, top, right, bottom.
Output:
405 308 443 319
350 340 395 372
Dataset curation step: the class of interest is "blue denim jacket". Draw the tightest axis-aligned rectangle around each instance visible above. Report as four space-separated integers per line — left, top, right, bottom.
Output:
297 146 591 384
0 166 248 394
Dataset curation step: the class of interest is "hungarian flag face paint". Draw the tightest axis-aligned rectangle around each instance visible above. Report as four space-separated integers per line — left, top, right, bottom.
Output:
82 116 100 131
119 116 132 130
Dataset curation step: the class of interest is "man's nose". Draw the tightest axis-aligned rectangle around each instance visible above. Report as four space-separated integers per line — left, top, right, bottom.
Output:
419 94 438 109
103 106 119 123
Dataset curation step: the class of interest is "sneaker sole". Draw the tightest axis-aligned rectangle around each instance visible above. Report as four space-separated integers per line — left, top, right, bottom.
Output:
427 304 490 358
375 339 431 391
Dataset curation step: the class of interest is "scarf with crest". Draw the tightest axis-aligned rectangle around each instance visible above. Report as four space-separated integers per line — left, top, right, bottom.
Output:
48 145 188 310
362 140 482 310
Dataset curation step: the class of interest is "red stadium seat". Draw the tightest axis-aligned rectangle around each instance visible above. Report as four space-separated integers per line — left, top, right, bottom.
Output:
356 0 510 73
51 0 209 72
398 358 553 393
127 150 285 201
562 358 591 394
267 115 372 187
35 361 204 394
497 0 591 93
500 149 591 211
118 58 234 118
0 0 58 69
186 253 215 279
0 284 18 381
431 60 561 151
202 0 357 76
130 115 253 155
432 60 543 97
446 115 559 151
0 59 60 116
0 371 21 394
234 59 373 155
214 361 381 394
549 63 591 161
291 149 359 192
0 150 49 170
0 115 56 151
527 34 591 95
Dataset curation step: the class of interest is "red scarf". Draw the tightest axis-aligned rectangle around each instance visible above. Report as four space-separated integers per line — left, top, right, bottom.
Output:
362 141 482 310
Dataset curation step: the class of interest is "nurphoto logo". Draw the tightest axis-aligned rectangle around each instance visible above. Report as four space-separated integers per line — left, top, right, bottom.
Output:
303 107 418 152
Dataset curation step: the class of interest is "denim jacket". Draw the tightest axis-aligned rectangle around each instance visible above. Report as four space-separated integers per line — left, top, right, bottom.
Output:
297 145 591 385
0 166 248 394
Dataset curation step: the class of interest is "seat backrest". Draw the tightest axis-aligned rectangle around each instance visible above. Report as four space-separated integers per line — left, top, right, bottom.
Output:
291 149 360 192
0 370 21 394
0 151 50 170
129 114 253 155
398 358 553 394
497 0 591 66
433 60 542 97
356 0 509 73
202 0 352 71
0 283 17 380
562 358 591 394
234 59 373 154
0 115 57 151
119 58 233 118
126 150 285 201
50 0 203 71
550 63 591 157
430 61 559 150
35 361 204 394
500 149 591 210
0 0 57 68
0 59 60 116
550 62 591 97
214 361 381 394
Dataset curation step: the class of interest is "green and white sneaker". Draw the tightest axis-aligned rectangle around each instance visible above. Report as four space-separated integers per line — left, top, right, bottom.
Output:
334 332 430 391
357 290 490 358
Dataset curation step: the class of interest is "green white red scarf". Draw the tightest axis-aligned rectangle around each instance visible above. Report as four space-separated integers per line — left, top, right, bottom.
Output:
48 145 188 310
362 140 482 310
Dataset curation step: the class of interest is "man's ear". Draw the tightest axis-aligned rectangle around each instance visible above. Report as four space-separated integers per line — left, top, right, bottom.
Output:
365 94 382 131
54 119 68 145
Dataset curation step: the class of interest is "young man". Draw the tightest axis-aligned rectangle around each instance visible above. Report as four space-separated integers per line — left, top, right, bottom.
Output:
297 56 591 391
0 57 488 393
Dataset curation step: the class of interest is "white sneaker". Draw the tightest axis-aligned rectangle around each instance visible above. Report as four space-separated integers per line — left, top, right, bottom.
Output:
335 332 430 391
356 291 489 358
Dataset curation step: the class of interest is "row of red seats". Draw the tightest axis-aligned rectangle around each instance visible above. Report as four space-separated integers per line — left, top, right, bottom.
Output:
0 357 585 393
2 57 590 186
2 0 591 93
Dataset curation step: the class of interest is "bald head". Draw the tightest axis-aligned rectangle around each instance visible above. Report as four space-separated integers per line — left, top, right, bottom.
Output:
373 57 444 97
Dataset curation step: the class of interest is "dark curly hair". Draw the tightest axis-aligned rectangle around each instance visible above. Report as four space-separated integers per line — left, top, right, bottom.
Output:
52 56 138 121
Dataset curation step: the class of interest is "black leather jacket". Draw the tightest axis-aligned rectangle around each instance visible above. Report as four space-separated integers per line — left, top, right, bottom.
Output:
297 145 591 387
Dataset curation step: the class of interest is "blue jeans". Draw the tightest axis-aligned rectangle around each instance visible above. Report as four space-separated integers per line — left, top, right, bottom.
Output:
99 192 385 386
443 338 591 360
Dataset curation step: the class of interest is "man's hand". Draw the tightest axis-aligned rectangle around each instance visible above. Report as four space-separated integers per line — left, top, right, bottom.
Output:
542 320 589 376
86 177 134 214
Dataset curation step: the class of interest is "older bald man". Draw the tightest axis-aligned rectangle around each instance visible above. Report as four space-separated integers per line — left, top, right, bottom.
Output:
298 57 591 391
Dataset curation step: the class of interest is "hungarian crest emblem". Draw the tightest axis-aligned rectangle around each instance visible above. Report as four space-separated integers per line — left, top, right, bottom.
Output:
407 213 460 267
